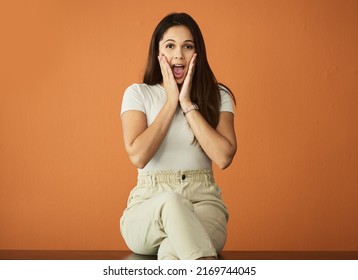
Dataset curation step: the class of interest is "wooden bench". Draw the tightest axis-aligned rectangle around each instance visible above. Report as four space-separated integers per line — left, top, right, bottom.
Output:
1 250 357 260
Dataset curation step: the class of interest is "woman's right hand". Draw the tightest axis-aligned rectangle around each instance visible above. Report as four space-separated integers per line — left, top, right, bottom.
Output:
158 54 179 107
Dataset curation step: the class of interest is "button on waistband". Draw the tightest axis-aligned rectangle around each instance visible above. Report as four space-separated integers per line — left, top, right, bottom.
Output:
181 174 186 180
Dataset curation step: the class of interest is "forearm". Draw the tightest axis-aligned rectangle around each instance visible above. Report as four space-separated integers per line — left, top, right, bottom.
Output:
124 102 177 169
183 109 237 169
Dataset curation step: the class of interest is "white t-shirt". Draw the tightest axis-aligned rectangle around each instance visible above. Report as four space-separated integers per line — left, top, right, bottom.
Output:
121 83 234 174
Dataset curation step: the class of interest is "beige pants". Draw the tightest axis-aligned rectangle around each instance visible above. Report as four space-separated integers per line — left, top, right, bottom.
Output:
120 170 229 260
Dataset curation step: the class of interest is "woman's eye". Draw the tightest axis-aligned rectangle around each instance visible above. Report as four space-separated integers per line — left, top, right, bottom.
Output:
184 45 194 50
166 44 174 49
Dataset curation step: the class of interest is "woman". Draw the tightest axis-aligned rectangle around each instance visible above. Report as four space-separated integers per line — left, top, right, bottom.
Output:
120 12 237 260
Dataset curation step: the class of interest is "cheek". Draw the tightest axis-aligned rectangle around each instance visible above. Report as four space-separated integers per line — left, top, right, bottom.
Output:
189 51 196 59
161 51 172 61
185 52 195 62
158 48 173 60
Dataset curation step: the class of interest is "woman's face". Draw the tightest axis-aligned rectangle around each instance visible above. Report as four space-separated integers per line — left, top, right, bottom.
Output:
159 25 195 85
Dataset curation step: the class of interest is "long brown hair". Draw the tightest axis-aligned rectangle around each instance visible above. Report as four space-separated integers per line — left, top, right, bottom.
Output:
144 13 235 132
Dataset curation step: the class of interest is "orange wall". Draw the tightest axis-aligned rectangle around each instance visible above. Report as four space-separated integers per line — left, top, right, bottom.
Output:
1 0 357 251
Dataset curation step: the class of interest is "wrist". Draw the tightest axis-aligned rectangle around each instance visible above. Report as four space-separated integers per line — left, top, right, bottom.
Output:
182 103 199 116
180 100 193 110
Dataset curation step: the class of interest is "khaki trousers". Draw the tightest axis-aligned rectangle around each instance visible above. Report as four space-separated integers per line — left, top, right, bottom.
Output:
120 170 229 260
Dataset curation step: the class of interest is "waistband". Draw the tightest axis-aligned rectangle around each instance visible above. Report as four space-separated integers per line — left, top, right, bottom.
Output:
137 169 215 186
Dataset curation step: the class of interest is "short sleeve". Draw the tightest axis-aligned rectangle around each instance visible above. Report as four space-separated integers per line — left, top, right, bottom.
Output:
121 84 146 116
219 87 235 114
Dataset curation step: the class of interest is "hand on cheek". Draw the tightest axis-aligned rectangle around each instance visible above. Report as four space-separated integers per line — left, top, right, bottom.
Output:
158 54 180 106
179 53 197 105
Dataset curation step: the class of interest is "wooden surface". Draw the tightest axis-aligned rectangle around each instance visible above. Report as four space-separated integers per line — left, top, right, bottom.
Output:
1 250 357 260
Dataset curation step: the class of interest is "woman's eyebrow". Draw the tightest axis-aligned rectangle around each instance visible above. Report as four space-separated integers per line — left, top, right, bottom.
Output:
163 39 194 43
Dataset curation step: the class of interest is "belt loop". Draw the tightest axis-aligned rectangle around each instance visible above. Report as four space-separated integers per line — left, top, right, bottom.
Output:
204 173 209 187
151 173 156 186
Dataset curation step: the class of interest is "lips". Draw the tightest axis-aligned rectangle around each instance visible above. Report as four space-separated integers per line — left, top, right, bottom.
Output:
172 64 185 79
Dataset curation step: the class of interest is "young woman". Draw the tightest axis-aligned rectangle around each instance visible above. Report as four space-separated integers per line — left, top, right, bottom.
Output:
120 13 237 260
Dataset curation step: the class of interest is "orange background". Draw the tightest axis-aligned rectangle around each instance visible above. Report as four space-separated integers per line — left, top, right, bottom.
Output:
1 0 357 251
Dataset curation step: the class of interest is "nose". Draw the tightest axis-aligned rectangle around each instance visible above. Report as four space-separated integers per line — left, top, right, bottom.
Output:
174 49 184 60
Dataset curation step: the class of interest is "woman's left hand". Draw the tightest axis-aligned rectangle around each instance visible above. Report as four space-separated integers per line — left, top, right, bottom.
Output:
179 53 197 107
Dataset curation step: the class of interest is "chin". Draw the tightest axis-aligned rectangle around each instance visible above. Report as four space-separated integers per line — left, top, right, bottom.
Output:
175 78 185 85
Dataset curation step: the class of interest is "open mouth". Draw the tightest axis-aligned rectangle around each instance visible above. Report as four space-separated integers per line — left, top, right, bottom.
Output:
172 64 185 79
